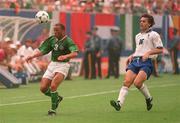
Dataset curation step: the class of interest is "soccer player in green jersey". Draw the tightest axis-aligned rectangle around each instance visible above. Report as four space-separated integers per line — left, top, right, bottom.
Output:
25 23 78 116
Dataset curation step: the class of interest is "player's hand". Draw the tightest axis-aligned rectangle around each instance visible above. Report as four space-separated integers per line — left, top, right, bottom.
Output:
25 56 33 63
126 55 133 67
142 53 149 61
58 55 68 61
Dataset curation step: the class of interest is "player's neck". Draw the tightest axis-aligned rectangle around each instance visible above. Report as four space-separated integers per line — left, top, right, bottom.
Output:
141 28 151 33
57 35 67 41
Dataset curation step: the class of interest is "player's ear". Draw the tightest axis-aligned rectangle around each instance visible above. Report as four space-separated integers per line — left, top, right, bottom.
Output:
148 24 151 28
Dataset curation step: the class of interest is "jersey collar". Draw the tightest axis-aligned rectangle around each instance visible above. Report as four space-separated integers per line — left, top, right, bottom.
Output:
141 28 152 34
55 35 67 42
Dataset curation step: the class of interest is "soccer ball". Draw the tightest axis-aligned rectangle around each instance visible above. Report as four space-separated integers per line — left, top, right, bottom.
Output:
35 11 49 23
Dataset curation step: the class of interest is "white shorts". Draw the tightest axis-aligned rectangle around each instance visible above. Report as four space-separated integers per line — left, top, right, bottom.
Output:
43 62 70 80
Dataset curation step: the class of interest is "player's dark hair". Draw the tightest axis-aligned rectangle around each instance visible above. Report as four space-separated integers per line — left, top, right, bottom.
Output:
55 23 65 30
140 14 155 27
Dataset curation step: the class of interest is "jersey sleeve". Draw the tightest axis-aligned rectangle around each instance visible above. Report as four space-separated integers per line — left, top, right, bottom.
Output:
67 38 79 52
152 32 163 48
38 37 53 55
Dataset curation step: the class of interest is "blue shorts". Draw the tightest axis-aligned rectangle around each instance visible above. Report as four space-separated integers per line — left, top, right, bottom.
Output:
126 57 153 79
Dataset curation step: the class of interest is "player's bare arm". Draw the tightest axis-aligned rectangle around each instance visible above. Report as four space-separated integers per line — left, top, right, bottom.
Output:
126 54 134 67
25 49 43 62
142 47 163 61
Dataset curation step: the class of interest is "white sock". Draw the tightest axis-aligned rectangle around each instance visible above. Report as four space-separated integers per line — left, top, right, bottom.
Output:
139 84 151 99
117 86 129 106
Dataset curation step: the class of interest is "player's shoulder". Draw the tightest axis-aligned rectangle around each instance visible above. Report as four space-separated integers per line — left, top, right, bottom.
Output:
42 36 56 45
148 31 161 40
46 35 56 41
149 31 159 36
65 36 74 43
135 32 142 38
66 36 72 41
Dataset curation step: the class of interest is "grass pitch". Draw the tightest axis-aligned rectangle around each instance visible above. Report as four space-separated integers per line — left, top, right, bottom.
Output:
0 74 180 123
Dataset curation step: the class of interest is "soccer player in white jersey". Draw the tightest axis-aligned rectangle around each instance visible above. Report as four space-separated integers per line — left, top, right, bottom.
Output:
110 14 163 111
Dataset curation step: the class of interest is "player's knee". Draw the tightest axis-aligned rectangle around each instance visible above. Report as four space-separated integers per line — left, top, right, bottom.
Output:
123 79 133 88
50 84 57 92
40 85 47 93
133 82 142 89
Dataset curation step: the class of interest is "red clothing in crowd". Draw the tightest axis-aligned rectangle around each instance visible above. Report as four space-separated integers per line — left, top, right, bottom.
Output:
0 49 5 61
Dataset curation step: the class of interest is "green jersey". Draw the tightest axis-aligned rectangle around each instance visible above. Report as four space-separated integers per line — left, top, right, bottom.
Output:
38 35 78 62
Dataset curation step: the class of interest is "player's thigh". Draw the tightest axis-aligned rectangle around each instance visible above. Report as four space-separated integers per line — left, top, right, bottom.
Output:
40 78 52 92
133 70 147 88
51 72 64 91
123 70 137 87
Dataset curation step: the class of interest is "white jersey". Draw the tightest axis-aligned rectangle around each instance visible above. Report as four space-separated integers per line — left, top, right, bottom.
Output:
17 45 34 58
133 30 163 58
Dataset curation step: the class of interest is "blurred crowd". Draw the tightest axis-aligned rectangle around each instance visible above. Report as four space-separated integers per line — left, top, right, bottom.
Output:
0 0 179 15
0 34 50 83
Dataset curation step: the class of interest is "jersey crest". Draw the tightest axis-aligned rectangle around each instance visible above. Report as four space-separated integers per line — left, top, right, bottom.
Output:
139 39 144 45
59 45 64 50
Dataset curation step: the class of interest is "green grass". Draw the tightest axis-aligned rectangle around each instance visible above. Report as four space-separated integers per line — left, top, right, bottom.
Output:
0 74 180 123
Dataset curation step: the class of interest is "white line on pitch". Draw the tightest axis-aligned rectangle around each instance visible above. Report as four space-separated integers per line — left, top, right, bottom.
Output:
0 83 179 107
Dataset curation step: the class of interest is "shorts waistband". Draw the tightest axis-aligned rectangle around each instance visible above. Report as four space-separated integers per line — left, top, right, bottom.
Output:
133 56 151 60
133 56 142 59
50 61 70 65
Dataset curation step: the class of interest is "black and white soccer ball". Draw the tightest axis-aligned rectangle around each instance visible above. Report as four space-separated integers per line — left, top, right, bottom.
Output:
35 11 49 23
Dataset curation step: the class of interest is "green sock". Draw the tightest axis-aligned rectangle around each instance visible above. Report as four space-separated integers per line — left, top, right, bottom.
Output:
51 91 58 110
44 88 51 97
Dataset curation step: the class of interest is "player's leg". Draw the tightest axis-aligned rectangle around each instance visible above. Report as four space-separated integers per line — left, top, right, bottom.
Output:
118 70 137 105
97 56 102 79
110 70 137 111
84 52 89 79
106 53 113 78
40 78 51 97
40 67 54 97
48 72 64 115
133 70 153 111
114 55 119 78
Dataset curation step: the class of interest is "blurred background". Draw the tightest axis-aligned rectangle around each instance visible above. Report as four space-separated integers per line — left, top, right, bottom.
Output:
0 0 179 88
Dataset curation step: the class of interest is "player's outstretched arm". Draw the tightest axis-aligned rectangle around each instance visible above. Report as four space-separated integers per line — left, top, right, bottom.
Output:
25 49 43 62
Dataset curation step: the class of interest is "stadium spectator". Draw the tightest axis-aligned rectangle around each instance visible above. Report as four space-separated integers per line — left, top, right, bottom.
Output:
9 44 23 72
17 39 41 75
169 28 180 74
4 37 13 45
106 26 122 79
91 26 102 79
0 42 5 61
0 40 14 71
83 31 96 79
8 43 28 84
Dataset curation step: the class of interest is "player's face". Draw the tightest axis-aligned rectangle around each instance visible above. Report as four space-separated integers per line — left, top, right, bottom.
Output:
54 26 63 39
140 17 151 32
